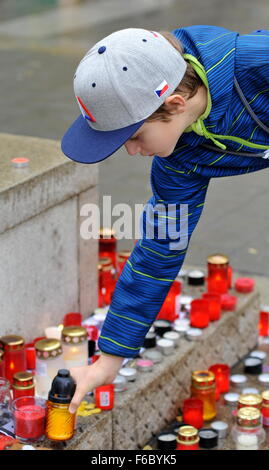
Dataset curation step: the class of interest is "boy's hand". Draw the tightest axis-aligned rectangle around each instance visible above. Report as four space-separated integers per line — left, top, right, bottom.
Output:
68 353 124 414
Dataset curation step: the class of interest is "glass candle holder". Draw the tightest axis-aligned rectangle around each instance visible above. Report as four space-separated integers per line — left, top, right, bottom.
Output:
202 293 221 321
183 398 204 429
63 312 82 327
0 377 12 426
12 372 35 400
98 257 117 307
191 370 217 421
209 364 230 394
176 426 200 450
117 250 131 277
231 407 265 450
259 307 269 337
35 339 65 399
190 299 210 329
0 350 5 377
25 343 36 372
0 335 27 384
238 393 263 411
62 326 88 369
99 227 117 269
157 280 181 322
207 254 229 295
12 396 47 442
94 384 115 410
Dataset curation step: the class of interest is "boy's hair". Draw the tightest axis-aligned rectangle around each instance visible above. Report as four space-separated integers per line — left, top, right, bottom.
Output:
146 31 203 123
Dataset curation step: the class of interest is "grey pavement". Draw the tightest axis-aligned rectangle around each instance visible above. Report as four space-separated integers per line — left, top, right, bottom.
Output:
0 0 269 299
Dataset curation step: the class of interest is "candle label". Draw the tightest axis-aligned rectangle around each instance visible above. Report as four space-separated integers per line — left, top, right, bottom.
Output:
36 360 48 377
100 391 110 407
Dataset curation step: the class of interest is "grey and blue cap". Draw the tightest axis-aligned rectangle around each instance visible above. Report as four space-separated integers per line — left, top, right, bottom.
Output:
61 28 187 164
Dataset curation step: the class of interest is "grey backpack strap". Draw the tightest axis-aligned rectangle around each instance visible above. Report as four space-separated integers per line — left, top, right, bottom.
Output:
234 76 269 134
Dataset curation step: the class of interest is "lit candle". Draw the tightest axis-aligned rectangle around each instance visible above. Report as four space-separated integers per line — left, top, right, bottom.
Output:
12 397 47 442
62 326 88 369
209 364 230 394
25 343 36 372
258 307 269 337
0 335 27 384
202 293 221 321
190 299 210 329
207 254 229 295
183 398 204 429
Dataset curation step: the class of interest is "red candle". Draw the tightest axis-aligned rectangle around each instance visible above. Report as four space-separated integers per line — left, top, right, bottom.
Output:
98 257 117 306
207 254 229 295
228 266 233 289
0 336 27 384
94 384 114 410
0 349 5 377
25 343 36 371
190 299 210 329
12 372 35 400
209 364 230 394
12 397 46 441
157 280 181 322
183 398 204 429
99 228 117 269
259 308 269 337
235 277 255 294
63 312 82 327
202 293 221 321
221 294 237 311
85 325 99 342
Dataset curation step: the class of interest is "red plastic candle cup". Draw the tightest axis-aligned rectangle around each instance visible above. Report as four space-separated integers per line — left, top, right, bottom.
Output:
228 266 233 289
183 398 204 429
98 257 117 307
235 277 255 294
0 336 27 384
25 343 36 371
190 299 210 329
209 364 230 394
259 308 269 337
221 294 237 311
85 325 99 342
12 397 47 442
202 293 221 321
63 312 82 327
94 384 114 410
207 254 229 295
157 280 181 322
99 228 117 269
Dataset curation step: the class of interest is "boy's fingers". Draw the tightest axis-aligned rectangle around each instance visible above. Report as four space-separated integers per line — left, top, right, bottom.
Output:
69 386 89 414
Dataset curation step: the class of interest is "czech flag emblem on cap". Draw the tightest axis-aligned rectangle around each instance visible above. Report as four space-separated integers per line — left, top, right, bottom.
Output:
154 80 169 98
76 96 96 123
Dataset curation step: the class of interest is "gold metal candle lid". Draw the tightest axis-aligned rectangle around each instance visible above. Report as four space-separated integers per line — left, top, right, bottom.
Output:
0 335 25 350
13 372 34 390
98 257 113 271
99 228 116 238
35 338 62 359
62 326 88 344
207 254 229 265
238 393 263 407
117 250 131 262
237 407 261 427
262 390 269 405
192 370 215 388
13 372 33 383
177 426 199 445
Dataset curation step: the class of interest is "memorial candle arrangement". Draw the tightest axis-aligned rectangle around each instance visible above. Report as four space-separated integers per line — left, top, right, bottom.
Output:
0 335 27 383
207 254 229 295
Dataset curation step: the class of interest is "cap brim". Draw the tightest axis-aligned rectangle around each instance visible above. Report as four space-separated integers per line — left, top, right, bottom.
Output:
61 115 145 164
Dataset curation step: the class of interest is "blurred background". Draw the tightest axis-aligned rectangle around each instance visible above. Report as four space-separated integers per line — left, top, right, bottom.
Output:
1 0 269 279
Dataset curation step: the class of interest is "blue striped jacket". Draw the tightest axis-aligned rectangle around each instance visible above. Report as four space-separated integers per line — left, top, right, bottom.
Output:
98 25 269 358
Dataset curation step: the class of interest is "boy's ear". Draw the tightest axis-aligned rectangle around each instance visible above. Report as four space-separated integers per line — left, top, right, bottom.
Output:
164 94 187 114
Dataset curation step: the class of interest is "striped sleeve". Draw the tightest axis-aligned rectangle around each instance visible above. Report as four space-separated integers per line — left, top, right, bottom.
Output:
98 156 211 357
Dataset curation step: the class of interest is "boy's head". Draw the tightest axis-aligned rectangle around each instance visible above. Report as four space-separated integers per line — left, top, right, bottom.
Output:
61 28 203 163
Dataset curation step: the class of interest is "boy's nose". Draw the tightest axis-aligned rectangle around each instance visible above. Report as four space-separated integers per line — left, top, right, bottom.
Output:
124 141 141 156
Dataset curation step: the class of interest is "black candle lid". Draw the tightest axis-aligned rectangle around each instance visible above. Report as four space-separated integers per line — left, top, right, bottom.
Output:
157 433 177 451
244 357 263 375
198 428 218 449
143 332 156 349
188 270 205 286
154 320 172 337
48 369 76 404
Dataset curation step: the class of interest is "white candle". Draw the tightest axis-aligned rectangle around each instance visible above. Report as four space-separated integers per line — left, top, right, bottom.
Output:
236 434 258 450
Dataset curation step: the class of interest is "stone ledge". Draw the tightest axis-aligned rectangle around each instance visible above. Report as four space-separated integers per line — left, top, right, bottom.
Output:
52 288 260 450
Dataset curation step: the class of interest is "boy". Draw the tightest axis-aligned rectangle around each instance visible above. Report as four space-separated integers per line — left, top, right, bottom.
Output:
61 26 269 414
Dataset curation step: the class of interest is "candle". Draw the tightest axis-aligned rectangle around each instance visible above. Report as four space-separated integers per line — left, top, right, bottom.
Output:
210 421 228 438
12 372 35 400
235 277 255 294
156 338 174 356
157 280 181 322
157 433 177 451
12 397 47 442
238 393 263 410
198 428 218 449
113 375 127 392
258 307 269 337
244 357 263 375
25 343 36 372
176 426 200 450
209 364 230 394
45 326 62 340
190 299 210 329
163 331 180 347
186 328 203 341
230 374 247 392
202 293 221 321
0 349 5 377
191 371 217 421
94 384 115 410
62 326 88 369
261 390 269 427
98 257 116 306
119 367 137 382
228 265 233 289
0 335 27 384
136 359 154 372
35 339 65 399
142 349 163 364
207 254 229 295
99 227 117 269
153 320 172 337
63 312 82 327
220 294 237 311
183 398 204 429
143 331 156 349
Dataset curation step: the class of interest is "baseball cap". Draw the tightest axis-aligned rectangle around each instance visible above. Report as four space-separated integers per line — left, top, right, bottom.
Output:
61 28 187 164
